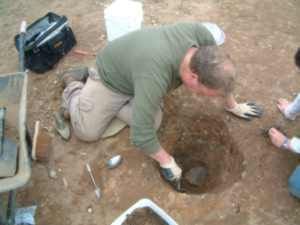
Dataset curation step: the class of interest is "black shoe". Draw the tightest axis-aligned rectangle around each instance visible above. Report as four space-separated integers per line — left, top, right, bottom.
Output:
62 66 89 87
53 112 70 141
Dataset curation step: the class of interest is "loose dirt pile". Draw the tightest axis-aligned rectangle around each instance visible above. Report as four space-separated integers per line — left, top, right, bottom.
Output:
122 207 168 225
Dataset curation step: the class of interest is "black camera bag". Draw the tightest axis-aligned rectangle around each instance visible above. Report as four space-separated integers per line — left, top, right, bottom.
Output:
15 12 76 73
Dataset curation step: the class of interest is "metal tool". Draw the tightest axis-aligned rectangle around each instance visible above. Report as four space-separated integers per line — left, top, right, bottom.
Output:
106 155 122 169
85 163 101 200
0 107 18 178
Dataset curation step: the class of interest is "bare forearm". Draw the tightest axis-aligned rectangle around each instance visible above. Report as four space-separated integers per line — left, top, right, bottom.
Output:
224 93 237 109
150 147 172 165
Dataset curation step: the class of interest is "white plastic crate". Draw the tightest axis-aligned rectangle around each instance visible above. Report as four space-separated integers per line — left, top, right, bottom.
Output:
104 0 143 41
110 198 179 225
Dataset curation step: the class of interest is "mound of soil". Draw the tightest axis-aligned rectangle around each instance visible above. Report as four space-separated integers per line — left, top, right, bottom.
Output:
122 207 168 225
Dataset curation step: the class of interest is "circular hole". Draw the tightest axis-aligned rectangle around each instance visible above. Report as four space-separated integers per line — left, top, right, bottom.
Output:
162 115 244 194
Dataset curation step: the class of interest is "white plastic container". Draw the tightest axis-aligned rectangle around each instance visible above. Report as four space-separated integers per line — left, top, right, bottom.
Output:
104 0 143 41
110 198 179 225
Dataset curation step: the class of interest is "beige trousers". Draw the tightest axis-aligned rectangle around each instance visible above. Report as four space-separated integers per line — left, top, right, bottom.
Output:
62 77 162 141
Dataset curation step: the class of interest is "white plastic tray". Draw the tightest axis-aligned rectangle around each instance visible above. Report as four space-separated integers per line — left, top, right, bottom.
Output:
110 198 179 225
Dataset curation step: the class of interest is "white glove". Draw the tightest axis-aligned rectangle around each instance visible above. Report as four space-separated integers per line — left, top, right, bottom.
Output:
226 102 263 120
160 157 182 181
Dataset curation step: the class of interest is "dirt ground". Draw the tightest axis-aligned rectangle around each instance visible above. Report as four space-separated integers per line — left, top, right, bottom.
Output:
1 0 300 224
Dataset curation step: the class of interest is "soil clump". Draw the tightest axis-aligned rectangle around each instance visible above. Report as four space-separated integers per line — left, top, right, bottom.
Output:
122 207 168 225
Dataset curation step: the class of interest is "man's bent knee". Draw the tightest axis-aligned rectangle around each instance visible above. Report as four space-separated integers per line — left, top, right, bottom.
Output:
72 124 103 142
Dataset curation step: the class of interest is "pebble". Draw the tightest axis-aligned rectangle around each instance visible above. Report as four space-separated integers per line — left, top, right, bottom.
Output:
48 169 58 179
62 177 68 188
233 203 240 214
225 115 231 122
87 207 93 214
241 171 247 179
168 192 176 204
242 160 247 167
100 34 106 40
128 169 133 175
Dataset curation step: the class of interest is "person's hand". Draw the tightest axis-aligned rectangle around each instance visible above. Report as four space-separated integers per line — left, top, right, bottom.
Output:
268 128 290 149
226 102 263 120
160 157 182 182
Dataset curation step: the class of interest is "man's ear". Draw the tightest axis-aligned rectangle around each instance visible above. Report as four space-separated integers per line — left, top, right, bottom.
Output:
190 73 201 86
190 73 199 81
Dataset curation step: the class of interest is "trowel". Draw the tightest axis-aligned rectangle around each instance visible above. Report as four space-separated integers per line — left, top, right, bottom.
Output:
184 166 208 186
0 107 17 177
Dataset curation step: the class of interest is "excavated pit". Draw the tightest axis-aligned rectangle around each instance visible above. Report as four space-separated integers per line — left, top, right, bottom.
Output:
161 114 244 194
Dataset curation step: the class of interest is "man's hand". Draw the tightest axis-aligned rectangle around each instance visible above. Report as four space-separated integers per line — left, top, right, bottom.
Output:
226 102 263 120
160 157 182 182
150 148 183 191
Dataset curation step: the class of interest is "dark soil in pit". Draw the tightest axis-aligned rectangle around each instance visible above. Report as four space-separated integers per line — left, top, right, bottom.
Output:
122 207 168 225
171 115 244 194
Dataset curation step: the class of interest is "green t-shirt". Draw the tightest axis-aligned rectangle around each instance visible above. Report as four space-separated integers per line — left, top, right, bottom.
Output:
96 22 216 154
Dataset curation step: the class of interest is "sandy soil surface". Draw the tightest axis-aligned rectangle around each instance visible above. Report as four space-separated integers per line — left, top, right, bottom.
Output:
1 0 300 224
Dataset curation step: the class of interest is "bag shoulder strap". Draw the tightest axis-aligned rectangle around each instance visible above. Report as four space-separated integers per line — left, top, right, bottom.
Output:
25 15 68 51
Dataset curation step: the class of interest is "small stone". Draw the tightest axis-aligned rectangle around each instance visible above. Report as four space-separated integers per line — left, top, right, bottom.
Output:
233 203 240 214
200 194 206 199
100 34 106 40
241 171 247 179
62 177 68 188
48 169 57 179
168 192 176 204
242 160 247 167
87 207 93 213
43 126 50 132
